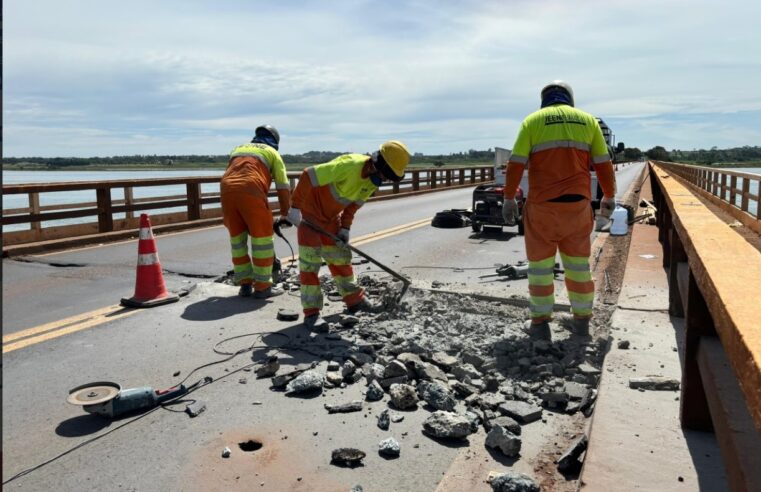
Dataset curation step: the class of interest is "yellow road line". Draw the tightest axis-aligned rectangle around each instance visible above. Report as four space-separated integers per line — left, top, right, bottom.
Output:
3 306 139 353
279 216 431 262
7 216 433 352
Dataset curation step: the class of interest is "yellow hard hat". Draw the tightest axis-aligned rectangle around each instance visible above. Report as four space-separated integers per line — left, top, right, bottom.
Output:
377 140 410 182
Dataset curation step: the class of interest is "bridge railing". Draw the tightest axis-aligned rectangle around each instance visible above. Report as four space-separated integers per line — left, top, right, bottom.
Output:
1 166 493 250
649 161 761 489
654 161 761 234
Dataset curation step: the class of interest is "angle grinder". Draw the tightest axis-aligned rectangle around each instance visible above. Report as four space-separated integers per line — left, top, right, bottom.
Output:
67 381 187 418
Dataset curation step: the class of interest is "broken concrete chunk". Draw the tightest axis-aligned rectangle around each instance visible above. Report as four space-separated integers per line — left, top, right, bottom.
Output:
422 411 472 440
285 370 324 395
222 446 231 458
325 400 363 414
451 363 482 381
339 314 360 327
485 425 522 457
563 381 589 401
349 352 374 366
377 409 390 430
476 392 505 411
350 486 363 492
498 400 543 424
383 360 409 379
416 362 449 382
430 351 459 370
577 362 601 375
185 400 206 418
389 383 419 410
490 472 540 492
485 415 522 435
276 308 299 321
557 435 589 475
418 380 457 412
629 377 680 391
325 372 344 386
378 437 400 457
365 380 385 402
379 375 409 390
341 360 357 378
390 413 405 423
327 360 341 371
330 448 365 467
256 356 280 379
464 411 481 433
462 352 486 368
617 340 631 349
540 391 569 409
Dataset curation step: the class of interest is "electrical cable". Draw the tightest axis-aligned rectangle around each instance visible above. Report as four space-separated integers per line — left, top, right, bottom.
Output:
2 330 297 485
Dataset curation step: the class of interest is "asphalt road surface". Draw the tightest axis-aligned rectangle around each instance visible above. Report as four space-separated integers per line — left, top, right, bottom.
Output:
2 163 644 491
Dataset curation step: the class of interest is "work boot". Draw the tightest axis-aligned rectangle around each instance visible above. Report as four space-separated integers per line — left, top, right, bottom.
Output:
254 286 285 299
238 283 253 297
346 297 381 315
304 313 329 333
573 317 591 337
524 320 552 341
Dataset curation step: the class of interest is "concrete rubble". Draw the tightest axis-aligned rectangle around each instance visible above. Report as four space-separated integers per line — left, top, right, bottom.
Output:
378 437 401 457
490 472 541 492
264 275 612 481
330 448 366 467
628 376 680 391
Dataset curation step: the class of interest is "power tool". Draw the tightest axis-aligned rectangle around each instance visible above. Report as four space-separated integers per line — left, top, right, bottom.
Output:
67 381 187 418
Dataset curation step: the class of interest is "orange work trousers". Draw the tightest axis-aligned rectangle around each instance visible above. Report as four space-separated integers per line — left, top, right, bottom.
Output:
221 191 275 291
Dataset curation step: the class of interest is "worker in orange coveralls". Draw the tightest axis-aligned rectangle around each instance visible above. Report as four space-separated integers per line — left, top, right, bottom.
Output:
502 81 617 340
285 141 411 331
221 125 291 298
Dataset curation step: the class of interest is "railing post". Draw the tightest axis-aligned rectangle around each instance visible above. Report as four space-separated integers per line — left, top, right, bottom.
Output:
445 169 452 187
470 169 476 183
458 169 465 185
729 175 737 208
125 186 135 220
412 171 420 191
680 268 717 431
187 182 201 221
720 173 727 201
96 187 114 233
479 168 485 182
668 228 687 317
741 179 750 213
392 181 399 194
431 170 437 189
28 192 41 237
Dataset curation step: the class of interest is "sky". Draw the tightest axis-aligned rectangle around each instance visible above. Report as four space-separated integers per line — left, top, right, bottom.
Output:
3 0 761 158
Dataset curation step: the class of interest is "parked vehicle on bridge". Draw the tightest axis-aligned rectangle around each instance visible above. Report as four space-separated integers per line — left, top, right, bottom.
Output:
471 147 525 234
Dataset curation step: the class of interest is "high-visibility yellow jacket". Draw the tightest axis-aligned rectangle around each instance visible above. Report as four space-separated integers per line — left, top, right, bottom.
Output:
222 142 291 214
504 104 616 202
291 154 377 229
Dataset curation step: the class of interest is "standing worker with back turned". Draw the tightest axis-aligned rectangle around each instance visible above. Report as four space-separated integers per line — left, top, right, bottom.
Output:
502 81 617 340
285 141 411 331
221 125 291 299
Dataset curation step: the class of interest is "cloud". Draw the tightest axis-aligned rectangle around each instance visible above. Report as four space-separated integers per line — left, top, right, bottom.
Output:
3 0 761 156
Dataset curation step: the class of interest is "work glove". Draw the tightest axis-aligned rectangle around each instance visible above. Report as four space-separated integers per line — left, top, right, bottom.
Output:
286 207 302 226
502 199 519 226
336 228 350 246
599 196 616 219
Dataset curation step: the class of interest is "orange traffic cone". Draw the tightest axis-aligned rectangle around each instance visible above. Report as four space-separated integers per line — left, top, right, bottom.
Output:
121 214 179 308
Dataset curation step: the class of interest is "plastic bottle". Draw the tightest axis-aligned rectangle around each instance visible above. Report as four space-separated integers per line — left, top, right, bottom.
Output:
609 206 629 236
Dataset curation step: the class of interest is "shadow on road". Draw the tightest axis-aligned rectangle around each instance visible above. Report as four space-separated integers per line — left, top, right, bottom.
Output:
181 296 267 321
469 231 519 242
55 415 111 437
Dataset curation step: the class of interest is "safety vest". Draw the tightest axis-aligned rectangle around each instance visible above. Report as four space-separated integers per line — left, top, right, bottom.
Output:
292 154 377 228
508 105 611 203
222 143 289 197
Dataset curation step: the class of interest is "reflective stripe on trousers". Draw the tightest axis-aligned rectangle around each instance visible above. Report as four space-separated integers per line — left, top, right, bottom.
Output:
560 252 594 319
298 223 363 315
221 191 274 290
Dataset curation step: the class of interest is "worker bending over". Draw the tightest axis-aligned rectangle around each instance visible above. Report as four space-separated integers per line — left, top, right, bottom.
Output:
286 141 411 331
502 81 616 340
221 125 291 298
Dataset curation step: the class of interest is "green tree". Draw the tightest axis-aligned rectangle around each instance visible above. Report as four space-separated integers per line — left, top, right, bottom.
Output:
645 146 671 161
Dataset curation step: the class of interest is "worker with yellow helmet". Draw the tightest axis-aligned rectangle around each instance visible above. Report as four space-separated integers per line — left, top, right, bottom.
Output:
287 141 411 331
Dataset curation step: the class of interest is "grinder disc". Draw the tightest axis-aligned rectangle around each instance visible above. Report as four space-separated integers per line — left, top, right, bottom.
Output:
67 381 121 406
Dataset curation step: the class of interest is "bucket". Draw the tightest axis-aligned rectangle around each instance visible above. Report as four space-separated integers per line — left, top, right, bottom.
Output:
609 206 629 236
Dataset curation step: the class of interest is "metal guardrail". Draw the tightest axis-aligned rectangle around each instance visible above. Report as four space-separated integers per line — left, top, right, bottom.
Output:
653 161 761 233
1 166 494 247
650 161 761 490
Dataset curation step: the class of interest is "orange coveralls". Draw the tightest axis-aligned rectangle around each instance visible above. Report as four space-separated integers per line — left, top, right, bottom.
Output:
221 143 290 292
504 105 616 323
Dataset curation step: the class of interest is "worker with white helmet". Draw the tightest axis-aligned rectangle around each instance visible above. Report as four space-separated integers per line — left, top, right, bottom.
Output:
287 141 411 331
502 81 617 340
